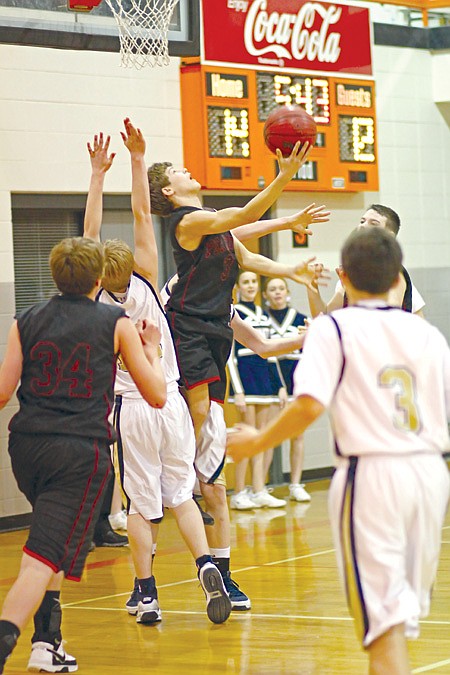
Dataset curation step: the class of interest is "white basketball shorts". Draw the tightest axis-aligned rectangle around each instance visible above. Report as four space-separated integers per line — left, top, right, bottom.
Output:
114 388 196 520
329 452 449 648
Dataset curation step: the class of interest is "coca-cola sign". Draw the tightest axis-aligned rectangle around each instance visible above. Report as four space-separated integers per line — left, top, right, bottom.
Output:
201 0 372 76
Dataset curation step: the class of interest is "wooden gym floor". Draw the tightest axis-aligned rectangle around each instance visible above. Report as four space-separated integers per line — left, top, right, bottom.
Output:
1 478 449 674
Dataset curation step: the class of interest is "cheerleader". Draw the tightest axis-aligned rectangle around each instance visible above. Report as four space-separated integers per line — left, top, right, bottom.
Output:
228 271 287 510
263 277 311 502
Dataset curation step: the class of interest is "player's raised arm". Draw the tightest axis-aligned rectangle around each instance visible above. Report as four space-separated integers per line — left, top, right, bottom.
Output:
232 203 330 243
177 143 313 245
233 236 330 291
83 132 115 242
121 118 158 287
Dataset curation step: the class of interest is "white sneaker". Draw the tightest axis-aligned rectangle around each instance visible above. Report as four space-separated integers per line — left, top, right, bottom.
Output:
108 509 127 531
251 489 286 508
289 484 311 502
230 489 256 510
28 641 78 673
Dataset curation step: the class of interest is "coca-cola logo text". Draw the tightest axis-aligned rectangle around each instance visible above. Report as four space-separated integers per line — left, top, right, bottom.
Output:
244 0 342 64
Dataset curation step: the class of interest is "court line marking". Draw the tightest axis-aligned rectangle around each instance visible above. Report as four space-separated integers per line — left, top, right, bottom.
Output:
412 659 450 673
62 606 450 627
62 548 335 608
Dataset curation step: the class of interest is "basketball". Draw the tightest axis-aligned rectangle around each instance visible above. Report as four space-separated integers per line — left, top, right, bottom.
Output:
263 105 317 157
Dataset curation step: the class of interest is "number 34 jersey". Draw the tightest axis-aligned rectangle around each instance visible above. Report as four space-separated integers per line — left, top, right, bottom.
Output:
9 294 125 441
293 301 450 457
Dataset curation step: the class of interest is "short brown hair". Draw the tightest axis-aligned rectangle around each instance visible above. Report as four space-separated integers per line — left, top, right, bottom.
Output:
341 228 402 294
368 204 401 235
50 237 104 295
102 239 134 293
148 162 173 216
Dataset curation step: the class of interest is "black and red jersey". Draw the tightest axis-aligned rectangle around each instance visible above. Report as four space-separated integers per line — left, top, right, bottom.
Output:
9 294 124 441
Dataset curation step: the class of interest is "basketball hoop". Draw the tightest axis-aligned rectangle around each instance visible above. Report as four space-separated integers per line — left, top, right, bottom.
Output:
104 0 180 69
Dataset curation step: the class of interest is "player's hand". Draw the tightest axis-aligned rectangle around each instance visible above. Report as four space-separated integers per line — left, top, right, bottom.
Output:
121 117 146 157
287 203 331 236
87 132 115 174
226 424 260 462
289 257 331 290
136 319 161 351
276 142 312 179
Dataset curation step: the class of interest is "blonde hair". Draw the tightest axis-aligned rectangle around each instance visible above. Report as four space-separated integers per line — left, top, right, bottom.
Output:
49 237 104 295
102 239 134 292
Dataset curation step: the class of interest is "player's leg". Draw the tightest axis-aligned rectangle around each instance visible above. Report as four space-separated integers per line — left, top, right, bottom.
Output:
7 433 111 674
161 391 231 624
288 435 311 502
197 402 251 611
172 498 231 624
114 398 163 625
367 624 410 675
0 554 54 673
185 382 211 441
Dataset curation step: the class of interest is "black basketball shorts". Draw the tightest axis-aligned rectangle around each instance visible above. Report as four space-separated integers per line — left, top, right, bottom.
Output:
167 310 233 404
9 432 112 581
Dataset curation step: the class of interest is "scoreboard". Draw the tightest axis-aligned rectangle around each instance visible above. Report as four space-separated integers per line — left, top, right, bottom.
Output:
180 62 378 193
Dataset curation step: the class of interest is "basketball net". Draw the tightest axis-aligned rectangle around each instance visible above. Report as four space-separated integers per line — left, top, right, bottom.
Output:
104 0 180 69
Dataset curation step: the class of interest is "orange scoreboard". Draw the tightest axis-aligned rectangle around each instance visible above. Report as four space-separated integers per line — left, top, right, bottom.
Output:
180 62 379 193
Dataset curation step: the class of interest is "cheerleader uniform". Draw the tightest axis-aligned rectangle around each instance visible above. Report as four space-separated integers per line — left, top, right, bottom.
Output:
228 301 284 405
266 306 307 397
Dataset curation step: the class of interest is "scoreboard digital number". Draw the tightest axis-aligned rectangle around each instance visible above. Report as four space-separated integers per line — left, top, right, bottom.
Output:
180 63 378 192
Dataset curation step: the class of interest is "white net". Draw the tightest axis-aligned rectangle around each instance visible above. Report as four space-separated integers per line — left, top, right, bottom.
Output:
104 0 180 69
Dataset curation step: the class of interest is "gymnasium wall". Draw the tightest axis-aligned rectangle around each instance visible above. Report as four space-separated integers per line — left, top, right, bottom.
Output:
0 32 449 518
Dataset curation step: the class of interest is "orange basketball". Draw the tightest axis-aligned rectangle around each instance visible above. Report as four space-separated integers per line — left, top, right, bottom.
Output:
264 105 317 157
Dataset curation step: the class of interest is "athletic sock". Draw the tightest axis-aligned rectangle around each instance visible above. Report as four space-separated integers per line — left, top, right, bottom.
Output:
210 548 231 576
32 591 62 647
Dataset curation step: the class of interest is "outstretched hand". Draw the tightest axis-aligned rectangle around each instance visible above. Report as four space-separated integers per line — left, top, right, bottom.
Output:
288 257 331 290
121 117 145 157
288 203 331 236
87 132 115 173
226 424 260 463
276 142 312 179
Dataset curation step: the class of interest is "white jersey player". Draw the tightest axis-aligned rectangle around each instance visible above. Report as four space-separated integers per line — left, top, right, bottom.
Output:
227 227 450 675
84 120 232 627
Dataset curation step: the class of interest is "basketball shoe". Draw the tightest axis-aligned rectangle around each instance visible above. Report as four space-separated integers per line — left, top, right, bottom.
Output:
221 571 251 611
135 577 161 624
198 563 232 624
27 641 77 673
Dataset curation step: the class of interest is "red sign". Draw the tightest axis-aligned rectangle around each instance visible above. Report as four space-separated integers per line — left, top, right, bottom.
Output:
201 0 372 76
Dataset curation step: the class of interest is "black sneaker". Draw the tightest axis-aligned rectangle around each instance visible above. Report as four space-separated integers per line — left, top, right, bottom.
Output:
125 577 139 615
193 495 215 526
93 529 128 547
222 571 251 610
198 563 231 624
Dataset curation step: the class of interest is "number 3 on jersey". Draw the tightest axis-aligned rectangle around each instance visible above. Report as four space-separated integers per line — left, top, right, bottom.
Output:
31 341 93 398
378 367 422 433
